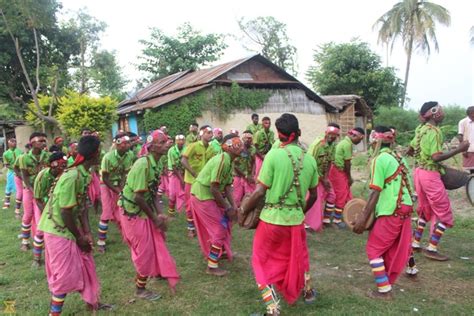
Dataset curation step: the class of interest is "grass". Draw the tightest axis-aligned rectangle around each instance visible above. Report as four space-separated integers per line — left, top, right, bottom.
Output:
1 163 474 315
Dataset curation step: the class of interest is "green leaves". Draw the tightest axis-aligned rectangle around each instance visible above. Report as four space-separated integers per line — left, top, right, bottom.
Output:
306 40 403 109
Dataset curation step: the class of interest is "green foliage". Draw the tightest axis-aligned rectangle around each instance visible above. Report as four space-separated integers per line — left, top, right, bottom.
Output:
56 90 117 138
143 83 270 136
89 50 128 99
306 40 403 109
238 16 298 75
0 103 22 121
25 94 57 129
138 22 227 82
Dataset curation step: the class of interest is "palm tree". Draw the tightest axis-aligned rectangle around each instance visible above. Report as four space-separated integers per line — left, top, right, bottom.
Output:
374 0 450 106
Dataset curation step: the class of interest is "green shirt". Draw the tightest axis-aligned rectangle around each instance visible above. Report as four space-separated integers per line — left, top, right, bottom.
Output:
191 152 233 201
369 148 413 217
254 129 275 154
2 148 22 170
410 123 444 173
132 144 141 159
38 165 91 240
100 149 135 186
34 167 55 202
333 136 353 170
19 150 50 185
308 136 336 178
182 141 212 184
246 123 262 136
168 144 184 171
119 154 162 218
233 145 256 177
185 133 198 145
258 144 319 226
208 139 222 159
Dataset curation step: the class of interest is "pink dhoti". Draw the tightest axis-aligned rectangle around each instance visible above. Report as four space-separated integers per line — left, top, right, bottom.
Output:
168 174 186 212
14 175 23 202
184 183 193 220
99 185 121 225
304 182 336 231
252 221 309 304
22 187 34 226
366 205 413 285
414 168 453 227
158 172 170 196
120 212 179 289
255 156 263 179
328 164 352 209
233 176 256 208
87 172 101 205
190 196 233 261
31 200 43 239
44 233 100 306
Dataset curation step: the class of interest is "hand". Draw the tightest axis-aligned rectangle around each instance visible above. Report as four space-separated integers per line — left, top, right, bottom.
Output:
226 207 238 222
349 178 354 186
247 176 255 185
321 178 331 190
351 218 366 234
153 214 168 232
458 140 470 152
113 187 122 195
463 152 469 158
77 236 92 253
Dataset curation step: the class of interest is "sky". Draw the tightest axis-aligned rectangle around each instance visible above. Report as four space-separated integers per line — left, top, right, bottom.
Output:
60 0 474 110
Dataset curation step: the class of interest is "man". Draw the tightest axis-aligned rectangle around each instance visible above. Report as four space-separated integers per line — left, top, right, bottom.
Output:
410 102 469 261
53 136 68 154
38 136 112 315
12 144 30 218
167 134 186 216
190 134 243 276
157 136 173 202
18 132 49 251
2 138 22 209
209 127 223 158
181 125 214 237
233 130 256 207
119 130 179 300
66 142 78 167
81 127 92 136
246 113 262 135
86 130 102 213
242 113 319 315
457 106 474 174
352 126 415 300
96 133 134 253
254 116 275 177
328 127 365 228
185 123 199 145
305 123 340 231
32 152 68 267
129 132 143 159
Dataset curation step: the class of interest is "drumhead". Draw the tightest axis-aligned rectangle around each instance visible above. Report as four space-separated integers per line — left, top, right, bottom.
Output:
343 198 373 231
466 176 474 206
239 195 264 229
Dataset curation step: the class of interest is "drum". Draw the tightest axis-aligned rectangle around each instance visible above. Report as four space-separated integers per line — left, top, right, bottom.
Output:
466 176 474 206
441 167 470 190
343 198 374 232
239 194 265 229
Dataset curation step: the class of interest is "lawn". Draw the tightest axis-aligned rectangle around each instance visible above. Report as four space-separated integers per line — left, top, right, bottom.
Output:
1 156 473 315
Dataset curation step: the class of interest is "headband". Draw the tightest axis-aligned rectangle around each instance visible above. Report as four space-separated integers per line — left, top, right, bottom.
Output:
199 126 212 136
222 136 243 152
277 131 296 146
54 137 63 144
50 156 68 168
175 135 185 140
422 104 443 119
139 130 167 156
242 132 253 139
230 129 239 135
373 131 395 143
7 138 16 144
213 128 223 135
114 135 130 145
348 129 363 137
326 126 340 135
30 136 45 143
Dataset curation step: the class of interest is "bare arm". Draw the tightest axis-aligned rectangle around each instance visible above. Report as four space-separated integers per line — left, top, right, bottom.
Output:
240 183 266 218
210 182 230 209
432 141 470 162
61 208 91 252
35 199 45 212
21 169 33 191
102 172 120 194
181 156 196 178
344 160 352 184
305 186 318 214
134 191 166 231
352 190 380 234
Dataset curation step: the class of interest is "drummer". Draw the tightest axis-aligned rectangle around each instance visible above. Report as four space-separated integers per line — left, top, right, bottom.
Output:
353 126 415 300
409 102 469 261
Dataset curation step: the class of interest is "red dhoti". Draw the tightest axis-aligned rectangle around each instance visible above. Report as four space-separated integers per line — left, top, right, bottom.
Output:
255 156 263 178
120 212 179 289
252 221 309 304
44 233 100 307
168 174 186 212
14 175 23 202
414 168 453 227
233 176 256 207
87 172 101 205
99 185 121 225
328 164 352 209
366 205 413 285
158 172 169 196
304 182 336 231
190 196 233 261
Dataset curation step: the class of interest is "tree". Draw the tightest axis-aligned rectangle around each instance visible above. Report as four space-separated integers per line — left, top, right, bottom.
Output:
90 50 128 100
470 26 474 45
306 40 404 109
373 0 451 106
138 22 227 81
56 90 117 138
238 16 297 75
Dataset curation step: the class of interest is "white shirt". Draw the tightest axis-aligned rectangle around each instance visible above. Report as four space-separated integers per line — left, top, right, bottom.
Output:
458 117 474 152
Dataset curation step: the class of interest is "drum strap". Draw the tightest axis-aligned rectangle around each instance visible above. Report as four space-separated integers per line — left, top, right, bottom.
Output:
275 147 305 211
386 152 414 209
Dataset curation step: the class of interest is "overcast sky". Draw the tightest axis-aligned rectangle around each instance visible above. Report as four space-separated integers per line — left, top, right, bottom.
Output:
60 0 473 110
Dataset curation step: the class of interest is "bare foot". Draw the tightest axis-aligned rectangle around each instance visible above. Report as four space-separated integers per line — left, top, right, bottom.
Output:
206 267 228 277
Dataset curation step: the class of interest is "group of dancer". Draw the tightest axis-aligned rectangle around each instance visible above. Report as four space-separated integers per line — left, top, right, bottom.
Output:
1 101 470 315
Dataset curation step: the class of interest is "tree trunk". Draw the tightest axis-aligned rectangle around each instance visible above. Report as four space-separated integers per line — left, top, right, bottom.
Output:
80 38 86 94
401 38 413 107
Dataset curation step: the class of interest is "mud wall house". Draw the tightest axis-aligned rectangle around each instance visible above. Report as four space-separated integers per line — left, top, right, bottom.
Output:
115 54 338 146
322 95 373 151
